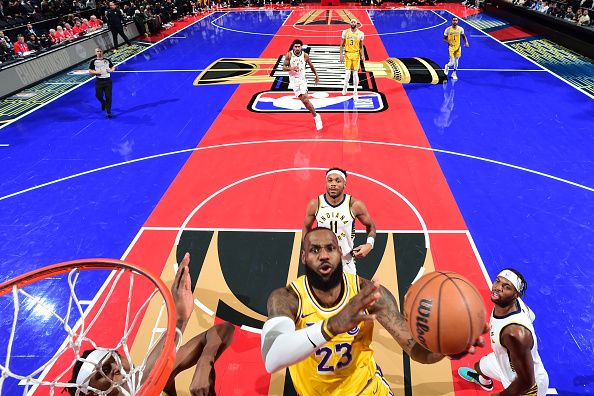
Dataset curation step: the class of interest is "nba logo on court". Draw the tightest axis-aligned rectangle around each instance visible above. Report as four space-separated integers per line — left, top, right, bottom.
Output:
249 91 386 112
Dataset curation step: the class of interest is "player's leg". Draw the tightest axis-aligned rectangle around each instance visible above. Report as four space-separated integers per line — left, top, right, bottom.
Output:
452 50 461 79
163 322 235 396
352 56 360 100
445 52 454 75
458 353 498 391
342 57 352 95
297 91 315 116
298 88 322 130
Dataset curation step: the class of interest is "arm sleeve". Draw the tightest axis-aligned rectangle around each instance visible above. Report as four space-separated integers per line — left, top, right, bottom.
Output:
460 27 465 34
261 316 328 374
89 59 95 70
108 59 114 67
341 30 346 39
359 31 364 40
443 27 449 35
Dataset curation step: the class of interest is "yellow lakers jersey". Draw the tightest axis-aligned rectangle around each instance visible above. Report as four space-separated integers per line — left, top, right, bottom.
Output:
342 29 364 53
288 273 377 395
444 26 465 49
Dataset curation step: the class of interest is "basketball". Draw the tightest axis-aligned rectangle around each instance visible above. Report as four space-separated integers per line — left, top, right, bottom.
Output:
403 271 486 356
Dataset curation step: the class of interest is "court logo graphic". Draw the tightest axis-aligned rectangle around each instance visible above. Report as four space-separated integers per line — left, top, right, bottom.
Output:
250 91 384 113
295 9 358 26
247 44 387 113
194 46 446 113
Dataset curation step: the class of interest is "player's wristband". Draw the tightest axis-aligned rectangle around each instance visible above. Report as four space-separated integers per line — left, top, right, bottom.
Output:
322 320 336 339
367 237 375 248
305 321 328 348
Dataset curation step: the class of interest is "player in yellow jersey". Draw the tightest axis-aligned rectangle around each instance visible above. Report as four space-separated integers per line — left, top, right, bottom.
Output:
340 19 365 101
261 228 488 395
443 17 469 80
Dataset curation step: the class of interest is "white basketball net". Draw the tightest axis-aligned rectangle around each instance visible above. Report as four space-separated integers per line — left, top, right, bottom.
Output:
0 266 178 396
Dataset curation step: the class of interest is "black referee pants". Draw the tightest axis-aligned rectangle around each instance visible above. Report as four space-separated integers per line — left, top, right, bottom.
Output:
111 26 131 49
95 78 112 113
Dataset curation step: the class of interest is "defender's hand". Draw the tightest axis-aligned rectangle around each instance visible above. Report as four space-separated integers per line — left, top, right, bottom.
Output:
352 243 372 258
172 252 194 326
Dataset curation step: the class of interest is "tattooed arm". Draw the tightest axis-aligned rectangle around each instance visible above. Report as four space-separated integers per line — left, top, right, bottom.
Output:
266 286 299 320
362 278 445 364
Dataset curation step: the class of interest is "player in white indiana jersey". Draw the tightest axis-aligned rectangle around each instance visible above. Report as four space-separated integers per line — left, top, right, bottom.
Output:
283 39 323 131
459 269 549 396
302 168 377 274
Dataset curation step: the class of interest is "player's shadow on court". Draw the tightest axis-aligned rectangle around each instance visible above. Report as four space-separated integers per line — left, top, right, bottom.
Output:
118 98 180 114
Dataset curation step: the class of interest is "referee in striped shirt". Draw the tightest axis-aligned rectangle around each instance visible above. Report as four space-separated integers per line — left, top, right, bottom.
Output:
89 48 115 118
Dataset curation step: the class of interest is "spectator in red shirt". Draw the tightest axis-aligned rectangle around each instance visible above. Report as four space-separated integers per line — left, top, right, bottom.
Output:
81 18 90 31
72 20 85 35
88 15 103 29
13 35 30 55
63 23 77 39
55 26 67 41
48 29 60 44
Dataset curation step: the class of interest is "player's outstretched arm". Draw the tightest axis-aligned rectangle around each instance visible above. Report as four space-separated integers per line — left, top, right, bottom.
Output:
261 287 322 373
364 279 445 364
367 278 487 363
495 326 536 396
164 322 235 396
302 198 318 241
142 253 194 385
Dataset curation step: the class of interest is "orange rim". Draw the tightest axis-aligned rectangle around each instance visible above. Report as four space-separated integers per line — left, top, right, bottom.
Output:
0 259 177 396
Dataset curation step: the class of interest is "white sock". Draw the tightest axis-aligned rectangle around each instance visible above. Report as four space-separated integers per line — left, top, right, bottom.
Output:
453 57 459 71
353 71 359 93
343 70 351 88
478 375 492 385
448 56 454 67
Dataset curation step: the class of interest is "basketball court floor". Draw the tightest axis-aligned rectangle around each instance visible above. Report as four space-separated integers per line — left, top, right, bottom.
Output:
1 5 593 396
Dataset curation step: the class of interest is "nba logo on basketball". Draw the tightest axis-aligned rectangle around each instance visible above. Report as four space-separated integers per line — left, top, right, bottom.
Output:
249 91 386 113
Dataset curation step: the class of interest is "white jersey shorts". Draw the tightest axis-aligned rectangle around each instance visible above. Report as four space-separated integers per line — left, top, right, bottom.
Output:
289 78 308 97
479 352 549 396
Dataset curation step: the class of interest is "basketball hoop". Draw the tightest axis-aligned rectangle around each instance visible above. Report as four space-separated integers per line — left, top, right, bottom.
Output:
0 259 178 396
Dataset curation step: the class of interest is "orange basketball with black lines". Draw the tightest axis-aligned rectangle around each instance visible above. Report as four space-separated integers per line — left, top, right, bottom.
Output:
403 271 486 355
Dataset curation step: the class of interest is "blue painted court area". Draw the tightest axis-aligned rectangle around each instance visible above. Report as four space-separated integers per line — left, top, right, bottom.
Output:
0 10 289 395
373 8 594 395
0 8 593 395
